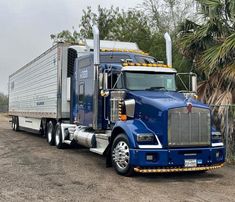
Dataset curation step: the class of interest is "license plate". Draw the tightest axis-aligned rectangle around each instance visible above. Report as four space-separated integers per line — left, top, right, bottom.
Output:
184 159 197 167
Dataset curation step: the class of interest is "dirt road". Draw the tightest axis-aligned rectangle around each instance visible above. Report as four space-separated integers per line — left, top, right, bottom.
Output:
0 113 234 202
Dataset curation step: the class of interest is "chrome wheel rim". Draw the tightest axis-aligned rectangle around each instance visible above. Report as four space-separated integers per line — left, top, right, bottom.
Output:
55 129 60 146
112 141 130 170
48 127 52 142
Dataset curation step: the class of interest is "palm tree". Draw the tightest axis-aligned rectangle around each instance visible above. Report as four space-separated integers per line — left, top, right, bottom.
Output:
179 0 235 104
178 0 235 162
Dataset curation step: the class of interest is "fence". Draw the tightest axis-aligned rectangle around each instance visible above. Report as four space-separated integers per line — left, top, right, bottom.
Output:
0 104 8 113
210 105 235 163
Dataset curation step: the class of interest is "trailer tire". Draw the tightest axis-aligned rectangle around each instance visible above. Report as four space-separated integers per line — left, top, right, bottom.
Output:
12 116 16 131
111 134 134 176
47 121 55 145
12 116 19 131
15 116 19 131
55 123 65 149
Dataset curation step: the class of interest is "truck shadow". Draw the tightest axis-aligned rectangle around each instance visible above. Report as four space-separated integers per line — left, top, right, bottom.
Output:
134 171 223 182
68 146 224 182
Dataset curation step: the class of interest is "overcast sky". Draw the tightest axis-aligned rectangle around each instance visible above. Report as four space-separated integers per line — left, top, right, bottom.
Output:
0 0 143 94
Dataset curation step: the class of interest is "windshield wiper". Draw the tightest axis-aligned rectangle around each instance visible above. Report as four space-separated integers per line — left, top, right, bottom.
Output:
145 86 167 91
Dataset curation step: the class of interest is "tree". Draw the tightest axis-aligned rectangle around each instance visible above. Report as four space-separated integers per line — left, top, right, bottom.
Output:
50 29 80 44
140 0 197 33
79 6 119 40
137 0 196 74
51 7 164 59
0 93 8 112
50 6 120 43
178 0 235 105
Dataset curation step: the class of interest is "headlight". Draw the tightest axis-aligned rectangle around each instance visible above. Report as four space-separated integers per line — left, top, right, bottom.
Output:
136 133 154 142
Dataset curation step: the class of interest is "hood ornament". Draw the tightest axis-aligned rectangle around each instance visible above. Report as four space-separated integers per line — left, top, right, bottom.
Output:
187 102 192 113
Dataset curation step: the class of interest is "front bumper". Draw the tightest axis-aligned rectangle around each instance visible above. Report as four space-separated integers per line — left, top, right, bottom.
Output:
130 146 225 171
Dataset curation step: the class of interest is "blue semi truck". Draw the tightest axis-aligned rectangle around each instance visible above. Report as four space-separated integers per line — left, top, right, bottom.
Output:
9 26 224 176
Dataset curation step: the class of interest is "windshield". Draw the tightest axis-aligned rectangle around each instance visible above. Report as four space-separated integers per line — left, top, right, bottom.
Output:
124 72 176 91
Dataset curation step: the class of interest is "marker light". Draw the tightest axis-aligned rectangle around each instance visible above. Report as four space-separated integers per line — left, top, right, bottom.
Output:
122 62 171 68
100 48 148 55
119 114 127 121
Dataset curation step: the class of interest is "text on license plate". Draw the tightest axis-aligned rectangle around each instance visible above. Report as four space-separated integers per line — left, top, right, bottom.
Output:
184 159 197 167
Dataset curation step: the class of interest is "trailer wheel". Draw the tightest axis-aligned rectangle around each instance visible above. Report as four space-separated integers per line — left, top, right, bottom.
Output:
12 116 19 131
47 121 55 145
12 116 16 131
111 134 134 176
55 123 65 149
15 116 19 131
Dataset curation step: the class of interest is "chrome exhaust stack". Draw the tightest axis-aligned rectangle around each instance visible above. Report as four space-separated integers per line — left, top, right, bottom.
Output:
93 25 100 65
164 32 172 67
92 25 100 130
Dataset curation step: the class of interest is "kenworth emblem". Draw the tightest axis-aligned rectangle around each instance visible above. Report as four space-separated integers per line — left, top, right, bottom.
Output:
187 102 192 113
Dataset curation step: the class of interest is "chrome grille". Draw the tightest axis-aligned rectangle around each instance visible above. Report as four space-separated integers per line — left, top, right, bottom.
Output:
168 107 210 147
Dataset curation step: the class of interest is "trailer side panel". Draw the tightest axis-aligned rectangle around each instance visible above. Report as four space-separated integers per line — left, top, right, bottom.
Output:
9 45 59 118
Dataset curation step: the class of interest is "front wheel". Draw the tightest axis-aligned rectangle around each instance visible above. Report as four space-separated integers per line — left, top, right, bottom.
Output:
111 134 134 176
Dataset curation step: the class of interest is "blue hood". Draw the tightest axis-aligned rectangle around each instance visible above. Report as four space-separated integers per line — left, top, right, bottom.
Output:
127 90 208 111
126 90 209 147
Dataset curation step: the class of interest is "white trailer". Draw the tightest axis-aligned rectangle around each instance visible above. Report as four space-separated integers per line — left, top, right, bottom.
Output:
8 43 85 141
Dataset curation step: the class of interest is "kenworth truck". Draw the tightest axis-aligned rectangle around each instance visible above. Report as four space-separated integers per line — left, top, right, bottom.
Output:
9 26 225 176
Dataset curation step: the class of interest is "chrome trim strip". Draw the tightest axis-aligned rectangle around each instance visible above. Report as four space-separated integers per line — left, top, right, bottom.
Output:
212 142 224 147
138 145 162 149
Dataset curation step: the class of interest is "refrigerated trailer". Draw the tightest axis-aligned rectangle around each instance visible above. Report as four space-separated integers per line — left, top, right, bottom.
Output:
9 26 225 176
9 43 76 134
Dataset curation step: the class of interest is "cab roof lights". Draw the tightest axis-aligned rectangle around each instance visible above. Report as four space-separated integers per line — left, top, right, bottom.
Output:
100 48 148 55
122 62 172 68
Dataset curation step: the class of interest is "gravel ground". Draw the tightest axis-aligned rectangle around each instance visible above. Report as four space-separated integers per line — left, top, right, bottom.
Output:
0 113 235 202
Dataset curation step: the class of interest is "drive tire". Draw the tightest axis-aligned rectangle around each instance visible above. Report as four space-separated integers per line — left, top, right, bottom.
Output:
111 134 134 176
55 123 65 149
47 121 55 146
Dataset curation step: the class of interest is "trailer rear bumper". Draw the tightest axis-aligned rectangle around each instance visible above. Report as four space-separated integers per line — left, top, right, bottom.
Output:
130 146 225 169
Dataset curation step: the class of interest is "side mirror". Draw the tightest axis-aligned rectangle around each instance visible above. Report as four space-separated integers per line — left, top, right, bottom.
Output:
191 75 197 92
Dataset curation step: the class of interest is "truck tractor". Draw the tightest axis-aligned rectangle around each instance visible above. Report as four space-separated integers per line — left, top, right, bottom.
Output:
9 26 225 176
